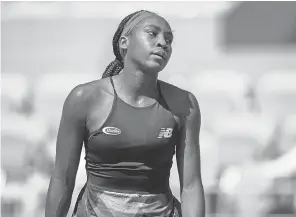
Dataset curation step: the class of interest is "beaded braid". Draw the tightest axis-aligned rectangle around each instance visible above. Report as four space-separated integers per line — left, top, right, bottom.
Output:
101 10 145 79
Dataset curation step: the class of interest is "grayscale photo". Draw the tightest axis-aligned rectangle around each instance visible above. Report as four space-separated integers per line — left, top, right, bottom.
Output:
1 1 296 217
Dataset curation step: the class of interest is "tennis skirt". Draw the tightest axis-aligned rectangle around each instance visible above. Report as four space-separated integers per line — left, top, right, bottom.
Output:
72 183 182 217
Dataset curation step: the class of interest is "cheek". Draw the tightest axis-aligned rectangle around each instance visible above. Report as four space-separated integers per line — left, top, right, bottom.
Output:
138 35 155 51
129 38 154 62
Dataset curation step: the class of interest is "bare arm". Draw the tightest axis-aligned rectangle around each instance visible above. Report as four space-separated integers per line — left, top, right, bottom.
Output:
176 92 205 217
45 86 88 217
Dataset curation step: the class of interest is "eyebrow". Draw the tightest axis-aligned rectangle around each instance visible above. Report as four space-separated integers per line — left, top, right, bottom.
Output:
144 24 174 36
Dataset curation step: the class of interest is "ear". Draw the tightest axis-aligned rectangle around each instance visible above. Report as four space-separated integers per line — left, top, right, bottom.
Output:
119 36 129 50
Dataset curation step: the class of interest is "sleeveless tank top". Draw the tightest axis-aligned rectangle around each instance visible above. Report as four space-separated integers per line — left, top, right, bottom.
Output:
84 76 180 193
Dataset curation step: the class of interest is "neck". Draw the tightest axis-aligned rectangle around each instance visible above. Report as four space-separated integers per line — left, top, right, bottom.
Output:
115 64 159 101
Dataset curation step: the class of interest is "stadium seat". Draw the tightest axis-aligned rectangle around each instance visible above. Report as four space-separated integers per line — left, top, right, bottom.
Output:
1 169 7 194
1 182 24 217
278 114 296 154
20 171 50 217
1 73 29 115
1 114 48 142
212 113 277 166
33 72 98 131
1 114 48 173
199 129 220 191
255 72 296 122
189 70 251 129
2 114 51 217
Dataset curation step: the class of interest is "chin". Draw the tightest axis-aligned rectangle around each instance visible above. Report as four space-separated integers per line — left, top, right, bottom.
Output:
143 60 167 73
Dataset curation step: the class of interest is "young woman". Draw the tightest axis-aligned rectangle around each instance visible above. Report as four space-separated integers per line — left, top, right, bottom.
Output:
45 10 205 217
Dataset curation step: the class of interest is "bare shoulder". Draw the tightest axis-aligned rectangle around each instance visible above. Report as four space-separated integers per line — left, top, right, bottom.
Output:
68 77 113 102
63 77 113 119
158 80 200 119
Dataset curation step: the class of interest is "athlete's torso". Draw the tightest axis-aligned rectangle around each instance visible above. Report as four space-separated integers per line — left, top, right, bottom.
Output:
84 76 180 193
72 75 191 217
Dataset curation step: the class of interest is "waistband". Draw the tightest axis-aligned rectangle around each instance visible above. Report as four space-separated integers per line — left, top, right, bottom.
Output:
87 172 171 194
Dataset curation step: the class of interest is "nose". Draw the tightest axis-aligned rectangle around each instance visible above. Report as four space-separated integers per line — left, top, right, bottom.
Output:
156 34 169 49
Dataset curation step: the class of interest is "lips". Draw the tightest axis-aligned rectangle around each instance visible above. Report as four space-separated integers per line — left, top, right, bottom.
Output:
152 51 167 60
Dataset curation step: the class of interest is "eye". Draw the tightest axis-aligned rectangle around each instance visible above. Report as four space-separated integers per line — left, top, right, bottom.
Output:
166 38 173 44
147 30 157 37
164 33 174 45
165 36 173 44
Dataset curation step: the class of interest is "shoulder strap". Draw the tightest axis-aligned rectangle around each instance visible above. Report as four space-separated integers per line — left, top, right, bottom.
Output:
157 80 170 110
157 80 192 122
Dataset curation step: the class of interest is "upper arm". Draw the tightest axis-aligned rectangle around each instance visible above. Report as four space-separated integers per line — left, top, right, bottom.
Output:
176 92 202 190
52 85 89 188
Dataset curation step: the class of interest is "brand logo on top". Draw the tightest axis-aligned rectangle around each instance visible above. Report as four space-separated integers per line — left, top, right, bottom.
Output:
158 128 173 138
102 127 121 135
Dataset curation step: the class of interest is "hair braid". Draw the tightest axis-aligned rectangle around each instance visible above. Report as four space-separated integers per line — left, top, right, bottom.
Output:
102 10 144 79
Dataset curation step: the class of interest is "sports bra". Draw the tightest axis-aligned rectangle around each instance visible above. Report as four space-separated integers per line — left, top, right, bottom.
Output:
84 76 181 193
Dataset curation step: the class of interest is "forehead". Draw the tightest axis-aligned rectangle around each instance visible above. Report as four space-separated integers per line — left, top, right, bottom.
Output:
138 16 172 32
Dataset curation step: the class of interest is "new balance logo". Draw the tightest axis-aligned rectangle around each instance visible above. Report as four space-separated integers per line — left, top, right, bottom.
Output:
158 128 173 138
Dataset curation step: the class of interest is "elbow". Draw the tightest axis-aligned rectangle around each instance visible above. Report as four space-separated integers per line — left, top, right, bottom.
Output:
51 166 76 192
182 177 204 193
48 174 75 197
181 177 205 202
46 176 74 205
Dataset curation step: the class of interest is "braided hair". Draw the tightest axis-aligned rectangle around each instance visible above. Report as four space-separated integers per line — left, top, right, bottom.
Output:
101 10 145 79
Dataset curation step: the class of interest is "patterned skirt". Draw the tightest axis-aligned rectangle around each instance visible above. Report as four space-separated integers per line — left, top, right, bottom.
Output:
72 183 182 217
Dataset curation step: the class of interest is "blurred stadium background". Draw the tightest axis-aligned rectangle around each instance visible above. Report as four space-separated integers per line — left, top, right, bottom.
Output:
1 1 296 217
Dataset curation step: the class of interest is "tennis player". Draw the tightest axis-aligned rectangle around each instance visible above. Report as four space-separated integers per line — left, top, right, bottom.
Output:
45 10 205 217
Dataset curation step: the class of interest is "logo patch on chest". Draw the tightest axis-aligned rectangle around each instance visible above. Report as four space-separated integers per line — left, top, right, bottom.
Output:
102 127 121 135
158 128 173 138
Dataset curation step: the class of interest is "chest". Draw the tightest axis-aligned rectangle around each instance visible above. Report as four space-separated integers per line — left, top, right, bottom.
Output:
90 106 178 144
